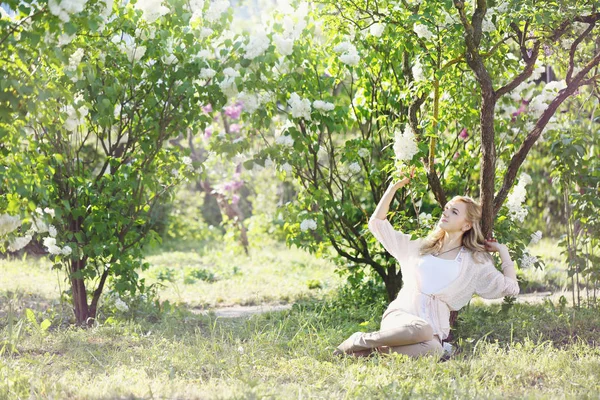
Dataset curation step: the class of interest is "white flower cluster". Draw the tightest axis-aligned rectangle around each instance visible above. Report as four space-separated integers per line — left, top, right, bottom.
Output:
529 230 542 245
520 251 538 269
64 102 89 132
0 214 22 237
238 91 271 114
43 237 72 256
134 0 170 23
112 34 146 63
419 212 434 227
288 92 311 120
413 23 434 40
369 23 385 38
412 59 425 81
8 234 32 252
219 68 240 98
273 34 294 56
276 134 294 147
358 148 370 158
348 162 361 174
300 218 317 231
393 125 419 162
528 80 567 118
114 296 129 312
333 41 359 67
244 31 270 60
200 68 216 79
48 0 89 22
506 173 532 223
65 48 84 74
205 0 230 22
280 162 292 174
312 100 335 114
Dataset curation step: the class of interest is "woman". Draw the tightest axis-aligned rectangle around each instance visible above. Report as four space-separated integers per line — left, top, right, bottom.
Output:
333 174 520 358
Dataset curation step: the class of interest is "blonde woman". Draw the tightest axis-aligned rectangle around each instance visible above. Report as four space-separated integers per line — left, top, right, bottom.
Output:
333 175 520 358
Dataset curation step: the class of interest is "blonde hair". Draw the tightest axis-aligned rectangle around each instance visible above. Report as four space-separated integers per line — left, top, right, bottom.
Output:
420 196 492 264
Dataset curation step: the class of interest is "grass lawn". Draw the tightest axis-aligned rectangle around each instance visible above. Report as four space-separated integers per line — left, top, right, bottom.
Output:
1 239 599 399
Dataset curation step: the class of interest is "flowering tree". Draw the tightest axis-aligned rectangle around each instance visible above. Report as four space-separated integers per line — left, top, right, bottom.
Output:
0 0 242 324
214 0 600 301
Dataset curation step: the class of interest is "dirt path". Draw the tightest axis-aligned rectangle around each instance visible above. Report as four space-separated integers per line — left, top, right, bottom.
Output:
192 303 293 318
193 291 589 319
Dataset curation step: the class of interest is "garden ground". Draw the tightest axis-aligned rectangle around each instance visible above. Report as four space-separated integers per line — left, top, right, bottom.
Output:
1 239 599 399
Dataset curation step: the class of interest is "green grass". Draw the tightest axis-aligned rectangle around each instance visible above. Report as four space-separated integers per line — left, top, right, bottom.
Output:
1 299 599 399
1 238 599 399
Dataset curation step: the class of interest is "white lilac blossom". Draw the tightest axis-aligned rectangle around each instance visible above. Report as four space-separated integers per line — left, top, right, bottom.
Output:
506 173 532 223
124 45 146 63
288 93 311 120
162 53 177 65
8 235 32 252
223 67 240 77
413 23 434 40
65 48 84 73
43 237 63 255
64 104 89 132
412 59 425 81
358 148 370 158
276 134 294 147
281 162 292 174
237 91 267 114
48 225 57 238
333 41 359 67
393 125 419 162
134 0 169 23
244 31 270 59
48 0 89 22
114 297 129 312
61 245 72 256
528 80 568 118
529 230 543 245
482 18 496 32
264 157 274 168
57 33 76 46
348 162 361 174
312 100 335 113
200 68 216 79
0 214 22 236
520 251 538 269
205 0 230 22
44 208 55 218
419 212 434 227
369 23 385 37
300 219 317 231
219 77 238 98
273 34 294 56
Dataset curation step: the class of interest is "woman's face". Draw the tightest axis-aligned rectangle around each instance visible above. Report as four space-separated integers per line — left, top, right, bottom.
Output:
439 200 471 234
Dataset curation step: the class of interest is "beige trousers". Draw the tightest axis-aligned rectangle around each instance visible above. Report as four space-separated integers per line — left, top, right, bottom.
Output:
343 309 444 358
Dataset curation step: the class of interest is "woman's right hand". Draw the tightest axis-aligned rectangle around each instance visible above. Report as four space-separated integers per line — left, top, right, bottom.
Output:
388 168 415 190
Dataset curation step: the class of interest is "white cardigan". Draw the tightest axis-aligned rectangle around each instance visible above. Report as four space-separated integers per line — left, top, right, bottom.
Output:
368 217 520 340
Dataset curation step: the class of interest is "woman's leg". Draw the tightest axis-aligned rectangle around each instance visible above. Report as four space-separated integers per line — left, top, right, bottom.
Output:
334 310 434 355
377 335 444 358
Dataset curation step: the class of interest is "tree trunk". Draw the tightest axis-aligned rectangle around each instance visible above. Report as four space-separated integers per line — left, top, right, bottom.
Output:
70 257 92 325
383 273 402 303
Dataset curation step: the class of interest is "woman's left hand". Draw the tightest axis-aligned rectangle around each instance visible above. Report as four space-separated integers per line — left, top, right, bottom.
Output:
484 238 506 253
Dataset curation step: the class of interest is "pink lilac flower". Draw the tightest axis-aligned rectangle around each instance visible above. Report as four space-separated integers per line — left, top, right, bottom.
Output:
453 152 460 160
204 127 213 139
512 100 528 121
458 128 468 140
224 103 243 120
230 123 241 133
232 194 240 205
202 104 213 113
